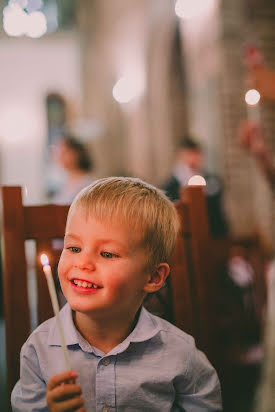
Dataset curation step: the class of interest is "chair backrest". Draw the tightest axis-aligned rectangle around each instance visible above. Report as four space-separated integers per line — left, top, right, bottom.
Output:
171 186 211 349
169 198 196 335
0 186 69 400
145 185 220 357
170 185 216 354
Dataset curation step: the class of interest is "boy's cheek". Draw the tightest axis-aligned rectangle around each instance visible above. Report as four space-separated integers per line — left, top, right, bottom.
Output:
57 265 68 288
58 254 70 273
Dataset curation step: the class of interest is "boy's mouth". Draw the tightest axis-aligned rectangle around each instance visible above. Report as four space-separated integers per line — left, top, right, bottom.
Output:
71 279 102 289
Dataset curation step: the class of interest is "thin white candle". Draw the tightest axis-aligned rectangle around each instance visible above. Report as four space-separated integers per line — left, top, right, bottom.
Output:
40 253 71 371
245 88 261 123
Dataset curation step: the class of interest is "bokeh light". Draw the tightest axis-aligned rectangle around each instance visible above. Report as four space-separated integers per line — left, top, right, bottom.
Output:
26 11 47 38
188 175 207 186
3 0 47 38
3 3 28 36
175 0 214 20
112 76 143 104
245 89 261 106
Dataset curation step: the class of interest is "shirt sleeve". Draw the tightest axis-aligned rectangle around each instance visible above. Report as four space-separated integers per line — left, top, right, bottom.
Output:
11 342 48 412
174 344 222 411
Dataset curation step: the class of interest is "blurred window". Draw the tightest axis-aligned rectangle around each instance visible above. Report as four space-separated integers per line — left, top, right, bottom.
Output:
1 0 76 36
54 0 75 30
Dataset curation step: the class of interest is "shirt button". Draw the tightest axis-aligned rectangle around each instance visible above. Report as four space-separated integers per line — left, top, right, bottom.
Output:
102 407 110 412
102 357 110 366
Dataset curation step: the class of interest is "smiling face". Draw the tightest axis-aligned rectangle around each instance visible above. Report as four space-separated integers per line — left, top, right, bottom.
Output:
58 206 153 322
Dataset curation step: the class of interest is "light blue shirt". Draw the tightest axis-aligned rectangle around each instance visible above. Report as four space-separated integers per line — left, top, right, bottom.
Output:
11 303 222 411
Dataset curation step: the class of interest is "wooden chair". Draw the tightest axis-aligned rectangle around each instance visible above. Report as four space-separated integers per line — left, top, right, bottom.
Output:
171 185 219 358
0 186 69 404
143 186 208 335
145 185 220 359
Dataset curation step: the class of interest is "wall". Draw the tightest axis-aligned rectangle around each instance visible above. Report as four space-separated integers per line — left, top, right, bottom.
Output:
0 33 81 203
220 0 275 242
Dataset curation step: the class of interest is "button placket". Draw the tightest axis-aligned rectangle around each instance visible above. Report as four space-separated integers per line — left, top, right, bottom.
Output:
102 357 110 366
96 356 116 411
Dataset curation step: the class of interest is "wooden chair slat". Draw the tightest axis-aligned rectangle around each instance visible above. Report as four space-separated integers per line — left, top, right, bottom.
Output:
182 186 213 352
0 186 31 398
169 201 193 335
0 186 69 407
24 205 69 239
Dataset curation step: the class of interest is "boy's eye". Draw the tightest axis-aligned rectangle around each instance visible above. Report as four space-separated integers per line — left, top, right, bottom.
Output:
101 251 117 258
68 246 81 253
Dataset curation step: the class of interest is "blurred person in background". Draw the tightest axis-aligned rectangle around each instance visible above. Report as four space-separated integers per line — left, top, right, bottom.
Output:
238 62 275 412
238 121 275 189
238 56 275 187
49 135 95 205
162 135 229 238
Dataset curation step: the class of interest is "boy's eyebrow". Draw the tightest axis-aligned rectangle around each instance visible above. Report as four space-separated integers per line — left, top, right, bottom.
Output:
64 233 81 241
97 238 126 247
64 233 126 247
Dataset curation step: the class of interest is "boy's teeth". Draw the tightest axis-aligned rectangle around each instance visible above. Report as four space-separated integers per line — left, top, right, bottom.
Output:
73 279 96 288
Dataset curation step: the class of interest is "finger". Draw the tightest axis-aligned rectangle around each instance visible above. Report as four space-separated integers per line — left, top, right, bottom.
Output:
55 396 84 411
48 384 82 402
67 378 77 384
47 371 78 390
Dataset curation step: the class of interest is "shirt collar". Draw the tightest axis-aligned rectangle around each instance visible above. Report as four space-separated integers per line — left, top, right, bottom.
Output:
127 306 160 343
48 304 161 355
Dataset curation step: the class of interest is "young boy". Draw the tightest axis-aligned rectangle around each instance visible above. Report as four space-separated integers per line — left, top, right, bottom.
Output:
11 177 222 411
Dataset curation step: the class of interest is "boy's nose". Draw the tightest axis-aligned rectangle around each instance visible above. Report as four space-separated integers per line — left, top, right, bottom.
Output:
75 253 96 271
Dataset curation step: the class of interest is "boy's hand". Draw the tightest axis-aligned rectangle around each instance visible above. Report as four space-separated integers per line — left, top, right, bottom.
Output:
46 371 86 412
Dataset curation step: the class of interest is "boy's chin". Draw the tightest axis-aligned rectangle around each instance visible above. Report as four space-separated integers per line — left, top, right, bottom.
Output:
70 302 108 316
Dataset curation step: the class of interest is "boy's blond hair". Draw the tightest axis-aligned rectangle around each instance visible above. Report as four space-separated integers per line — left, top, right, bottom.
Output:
69 177 180 267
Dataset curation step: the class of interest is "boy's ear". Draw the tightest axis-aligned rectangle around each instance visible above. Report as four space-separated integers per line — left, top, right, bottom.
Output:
143 263 170 293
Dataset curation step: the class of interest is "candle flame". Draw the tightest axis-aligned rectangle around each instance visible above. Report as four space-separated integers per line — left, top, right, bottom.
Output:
40 253 49 266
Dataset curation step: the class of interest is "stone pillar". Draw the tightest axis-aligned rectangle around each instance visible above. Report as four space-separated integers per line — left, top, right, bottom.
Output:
219 0 256 236
179 0 223 174
77 0 126 177
76 0 177 184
